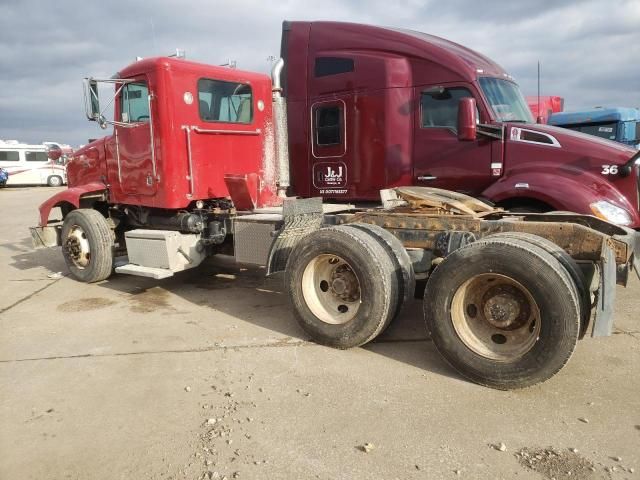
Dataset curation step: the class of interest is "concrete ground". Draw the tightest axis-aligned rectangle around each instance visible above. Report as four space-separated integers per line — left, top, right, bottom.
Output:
0 186 638 480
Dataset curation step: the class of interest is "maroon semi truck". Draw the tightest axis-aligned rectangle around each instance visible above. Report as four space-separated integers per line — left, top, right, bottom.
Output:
281 21 640 227
31 21 639 389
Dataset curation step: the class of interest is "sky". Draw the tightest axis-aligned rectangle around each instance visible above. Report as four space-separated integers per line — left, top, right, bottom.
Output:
1 0 639 147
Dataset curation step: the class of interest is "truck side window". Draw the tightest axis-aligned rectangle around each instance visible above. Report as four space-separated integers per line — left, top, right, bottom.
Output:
120 83 150 123
25 151 48 162
421 88 474 129
198 79 253 124
316 106 342 145
314 57 354 77
0 151 19 162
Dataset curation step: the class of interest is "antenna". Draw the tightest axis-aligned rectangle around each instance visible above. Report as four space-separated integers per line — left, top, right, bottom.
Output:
537 61 541 124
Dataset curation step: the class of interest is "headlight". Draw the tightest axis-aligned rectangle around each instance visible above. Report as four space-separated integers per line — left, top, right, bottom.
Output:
590 200 632 226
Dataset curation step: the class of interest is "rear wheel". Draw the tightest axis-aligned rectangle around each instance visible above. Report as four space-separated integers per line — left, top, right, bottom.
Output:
61 209 114 283
485 232 590 337
424 237 580 389
342 223 415 322
47 175 63 187
286 226 399 348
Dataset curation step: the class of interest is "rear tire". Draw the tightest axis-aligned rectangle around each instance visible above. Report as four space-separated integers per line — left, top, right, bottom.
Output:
61 209 114 283
342 223 415 322
286 226 399 348
47 175 63 187
485 232 590 337
424 237 580 389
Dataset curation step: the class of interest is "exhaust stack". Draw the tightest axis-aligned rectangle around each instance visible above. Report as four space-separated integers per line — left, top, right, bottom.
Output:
271 58 290 197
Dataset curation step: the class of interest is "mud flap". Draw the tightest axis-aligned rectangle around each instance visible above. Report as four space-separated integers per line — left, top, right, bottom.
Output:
591 240 616 337
266 197 323 276
30 225 61 249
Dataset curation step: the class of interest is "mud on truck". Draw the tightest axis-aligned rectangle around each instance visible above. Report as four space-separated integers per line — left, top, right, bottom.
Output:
31 21 640 390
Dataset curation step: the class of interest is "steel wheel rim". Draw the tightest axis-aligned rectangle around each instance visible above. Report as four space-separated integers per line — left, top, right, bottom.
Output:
301 254 362 324
64 224 91 269
451 273 541 361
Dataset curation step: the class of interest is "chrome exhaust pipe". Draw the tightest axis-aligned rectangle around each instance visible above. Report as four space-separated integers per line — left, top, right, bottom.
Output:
271 58 290 197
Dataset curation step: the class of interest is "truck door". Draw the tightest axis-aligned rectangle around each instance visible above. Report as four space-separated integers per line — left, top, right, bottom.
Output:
413 86 494 195
113 80 157 196
309 97 349 196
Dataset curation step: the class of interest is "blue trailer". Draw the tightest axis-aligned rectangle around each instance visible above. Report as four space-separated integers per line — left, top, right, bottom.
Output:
548 107 640 149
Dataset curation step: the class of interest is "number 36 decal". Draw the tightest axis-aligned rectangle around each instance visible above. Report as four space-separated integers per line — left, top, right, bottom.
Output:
601 165 619 175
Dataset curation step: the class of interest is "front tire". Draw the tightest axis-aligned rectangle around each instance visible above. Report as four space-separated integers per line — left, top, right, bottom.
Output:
424 237 580 389
286 226 399 349
47 175 63 187
61 209 114 283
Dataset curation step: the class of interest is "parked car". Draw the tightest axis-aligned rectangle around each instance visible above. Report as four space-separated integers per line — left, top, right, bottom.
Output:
0 167 8 187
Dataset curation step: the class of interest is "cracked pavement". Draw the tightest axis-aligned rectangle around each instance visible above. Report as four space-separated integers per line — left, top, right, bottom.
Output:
1 187 639 480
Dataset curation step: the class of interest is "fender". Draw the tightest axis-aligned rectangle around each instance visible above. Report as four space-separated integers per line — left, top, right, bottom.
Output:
482 171 640 226
38 182 107 226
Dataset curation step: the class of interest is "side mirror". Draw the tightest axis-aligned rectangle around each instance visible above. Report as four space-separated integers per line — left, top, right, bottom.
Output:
84 79 100 121
47 147 62 162
457 97 477 141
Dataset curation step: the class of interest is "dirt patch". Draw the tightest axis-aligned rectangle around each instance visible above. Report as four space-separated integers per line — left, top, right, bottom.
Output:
516 447 611 480
57 297 116 312
128 286 173 313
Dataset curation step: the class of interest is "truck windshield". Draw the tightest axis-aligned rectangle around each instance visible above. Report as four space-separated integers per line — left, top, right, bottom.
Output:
479 78 533 123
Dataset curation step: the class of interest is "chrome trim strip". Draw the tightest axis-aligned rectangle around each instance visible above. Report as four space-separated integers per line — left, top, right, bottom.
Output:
510 127 561 148
148 93 157 180
182 126 195 197
191 126 260 136
114 128 122 183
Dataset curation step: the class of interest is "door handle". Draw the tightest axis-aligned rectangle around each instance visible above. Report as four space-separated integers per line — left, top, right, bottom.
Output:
417 175 437 181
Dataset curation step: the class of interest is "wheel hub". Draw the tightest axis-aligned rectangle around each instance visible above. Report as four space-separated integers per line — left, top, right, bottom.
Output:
301 254 362 325
63 225 91 268
450 273 541 361
330 266 359 302
482 285 530 330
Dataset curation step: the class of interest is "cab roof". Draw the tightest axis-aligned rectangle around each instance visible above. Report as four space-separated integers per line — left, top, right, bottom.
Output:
296 20 509 82
116 56 270 84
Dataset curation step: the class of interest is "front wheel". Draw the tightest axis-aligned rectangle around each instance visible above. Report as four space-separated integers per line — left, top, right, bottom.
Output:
61 209 114 283
424 237 580 389
47 175 64 187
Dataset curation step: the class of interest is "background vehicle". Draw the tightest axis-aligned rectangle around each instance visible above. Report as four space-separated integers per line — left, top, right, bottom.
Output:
31 21 640 390
526 95 564 124
548 107 640 149
0 140 67 186
0 167 7 187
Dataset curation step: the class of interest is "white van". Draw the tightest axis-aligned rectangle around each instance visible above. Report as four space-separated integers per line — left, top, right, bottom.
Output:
0 140 67 186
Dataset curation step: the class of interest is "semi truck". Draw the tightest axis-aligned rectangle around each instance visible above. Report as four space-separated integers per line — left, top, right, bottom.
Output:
31 21 640 390
549 107 640 149
526 95 564 124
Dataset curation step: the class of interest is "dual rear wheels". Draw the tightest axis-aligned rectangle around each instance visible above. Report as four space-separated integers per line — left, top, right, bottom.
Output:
286 225 413 349
287 225 584 389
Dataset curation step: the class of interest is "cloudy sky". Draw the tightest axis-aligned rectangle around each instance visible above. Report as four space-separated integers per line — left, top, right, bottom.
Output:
1 0 638 147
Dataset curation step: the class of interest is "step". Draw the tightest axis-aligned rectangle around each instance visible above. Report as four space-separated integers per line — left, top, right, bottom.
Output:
115 264 174 279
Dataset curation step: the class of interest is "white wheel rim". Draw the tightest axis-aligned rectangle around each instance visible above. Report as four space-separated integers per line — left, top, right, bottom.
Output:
301 254 362 325
64 225 91 269
451 273 541 361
